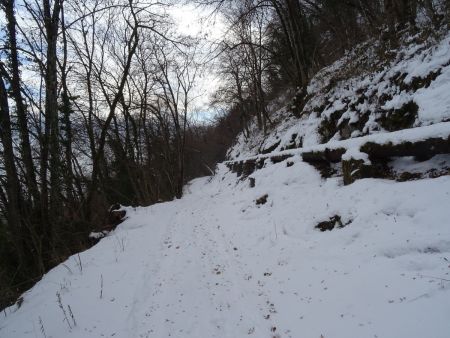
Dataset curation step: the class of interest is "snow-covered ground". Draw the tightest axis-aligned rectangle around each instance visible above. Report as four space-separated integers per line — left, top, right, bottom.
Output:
2 27 450 338
1 153 450 338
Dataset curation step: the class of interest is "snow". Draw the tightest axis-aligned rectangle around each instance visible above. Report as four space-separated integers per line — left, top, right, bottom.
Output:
2 27 450 338
228 31 450 161
342 149 371 164
229 121 450 164
389 154 450 175
414 64 450 124
1 154 450 338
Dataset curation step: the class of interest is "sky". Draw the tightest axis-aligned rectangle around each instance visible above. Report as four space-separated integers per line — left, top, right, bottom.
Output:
170 3 227 121
0 1 226 122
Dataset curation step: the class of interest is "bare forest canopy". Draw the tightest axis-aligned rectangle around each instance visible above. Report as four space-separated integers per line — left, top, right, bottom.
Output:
0 0 448 308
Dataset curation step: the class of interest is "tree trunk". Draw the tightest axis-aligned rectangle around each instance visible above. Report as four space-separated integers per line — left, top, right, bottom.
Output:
43 0 63 248
4 0 40 204
0 65 24 270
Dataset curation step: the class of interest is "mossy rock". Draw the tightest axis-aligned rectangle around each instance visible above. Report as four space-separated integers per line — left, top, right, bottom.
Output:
242 159 257 177
339 112 370 140
302 148 346 163
233 161 244 177
310 162 338 178
271 154 294 164
302 148 346 179
408 70 442 90
360 136 450 161
428 168 450 179
318 109 346 143
227 158 266 179
260 140 281 154
397 171 422 182
394 69 443 92
342 158 374 185
378 101 418 132
281 133 301 151
226 161 244 177
342 157 392 185
256 158 266 169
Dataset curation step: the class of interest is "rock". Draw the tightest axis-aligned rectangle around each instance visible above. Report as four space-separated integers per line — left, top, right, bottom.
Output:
377 101 418 132
360 136 450 161
280 133 301 151
302 148 346 163
271 154 294 164
256 194 268 205
260 140 281 154
316 215 350 231
397 171 423 181
302 148 346 178
99 204 127 231
339 112 370 140
342 158 374 185
318 109 346 143
227 158 265 179
242 159 257 177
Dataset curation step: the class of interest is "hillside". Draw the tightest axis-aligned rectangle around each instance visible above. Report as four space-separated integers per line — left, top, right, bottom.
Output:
228 30 450 160
1 32 450 338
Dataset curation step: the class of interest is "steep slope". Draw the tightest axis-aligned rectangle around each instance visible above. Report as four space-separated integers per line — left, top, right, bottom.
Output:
2 31 450 338
228 31 450 160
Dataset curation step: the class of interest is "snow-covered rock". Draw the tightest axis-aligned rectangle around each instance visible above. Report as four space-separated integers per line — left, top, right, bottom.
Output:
228 30 450 161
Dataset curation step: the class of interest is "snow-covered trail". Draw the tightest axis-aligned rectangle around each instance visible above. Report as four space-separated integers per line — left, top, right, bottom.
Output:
1 160 450 338
127 194 267 338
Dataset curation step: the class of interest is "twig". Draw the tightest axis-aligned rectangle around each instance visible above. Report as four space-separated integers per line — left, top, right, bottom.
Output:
62 264 73 274
420 275 450 282
67 305 77 327
100 274 103 299
39 316 47 338
56 292 72 330
76 254 83 273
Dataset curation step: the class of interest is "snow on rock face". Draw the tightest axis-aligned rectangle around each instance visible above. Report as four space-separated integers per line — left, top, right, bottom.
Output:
1 157 450 338
227 31 450 161
342 148 371 164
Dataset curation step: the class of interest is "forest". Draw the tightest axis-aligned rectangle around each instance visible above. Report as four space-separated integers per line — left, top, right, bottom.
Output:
0 0 449 309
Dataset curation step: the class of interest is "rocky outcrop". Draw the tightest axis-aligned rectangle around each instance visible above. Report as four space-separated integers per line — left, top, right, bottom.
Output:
227 131 450 185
